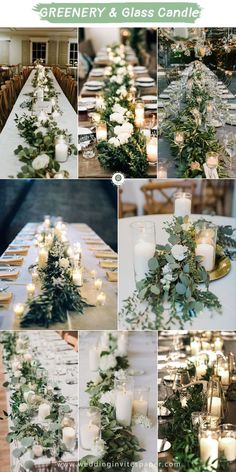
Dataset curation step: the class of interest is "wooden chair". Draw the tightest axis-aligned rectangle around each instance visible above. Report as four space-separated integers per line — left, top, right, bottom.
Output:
119 188 138 218
140 180 200 215
0 90 7 131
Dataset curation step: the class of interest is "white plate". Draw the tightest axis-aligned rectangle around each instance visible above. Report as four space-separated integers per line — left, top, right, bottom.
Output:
136 77 155 83
134 66 147 72
136 82 155 88
145 103 157 110
141 95 157 102
158 439 171 453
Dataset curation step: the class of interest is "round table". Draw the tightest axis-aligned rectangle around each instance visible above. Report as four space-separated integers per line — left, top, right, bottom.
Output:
119 214 236 330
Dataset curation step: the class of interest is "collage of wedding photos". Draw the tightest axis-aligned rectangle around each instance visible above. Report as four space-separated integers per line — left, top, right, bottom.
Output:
0 25 236 472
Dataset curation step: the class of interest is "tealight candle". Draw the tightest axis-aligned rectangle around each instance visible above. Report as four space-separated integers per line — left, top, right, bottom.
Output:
38 403 51 421
72 269 83 287
206 152 219 169
132 388 148 416
94 278 103 290
13 303 25 317
80 421 100 450
89 346 100 371
62 426 76 450
218 368 230 386
174 192 192 218
157 165 168 178
146 137 157 164
96 292 106 306
190 338 201 356
55 136 68 163
135 101 145 127
26 283 36 299
38 248 48 269
96 121 107 142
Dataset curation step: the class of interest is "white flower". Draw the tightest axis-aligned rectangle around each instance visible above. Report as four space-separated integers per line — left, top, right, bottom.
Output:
132 415 152 428
110 112 125 124
32 444 43 458
171 244 188 261
19 403 28 413
36 126 47 136
20 377 27 384
117 133 131 145
91 438 107 459
162 264 171 275
23 353 32 362
112 103 127 114
12 361 22 372
14 370 21 378
100 389 115 406
108 137 120 147
14 383 21 391
92 374 102 386
23 390 36 403
110 75 123 85
99 354 117 371
59 258 70 269
116 86 128 98
114 369 127 380
32 154 50 171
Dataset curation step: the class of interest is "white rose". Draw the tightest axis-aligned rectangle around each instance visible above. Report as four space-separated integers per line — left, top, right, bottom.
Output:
100 389 115 406
23 390 35 403
14 370 21 378
121 122 134 134
92 374 102 386
59 258 70 269
108 137 120 147
99 354 117 371
32 154 50 171
12 361 22 372
110 112 125 124
162 264 171 275
112 103 126 115
14 383 21 391
117 133 131 145
20 377 27 384
171 244 188 261
36 126 47 136
110 75 123 85
91 438 107 459
19 403 28 413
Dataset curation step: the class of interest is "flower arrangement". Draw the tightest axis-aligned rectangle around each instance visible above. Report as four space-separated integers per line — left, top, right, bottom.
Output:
120 217 236 330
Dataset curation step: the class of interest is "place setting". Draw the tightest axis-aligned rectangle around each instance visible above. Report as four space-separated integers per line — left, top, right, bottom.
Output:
158 330 236 471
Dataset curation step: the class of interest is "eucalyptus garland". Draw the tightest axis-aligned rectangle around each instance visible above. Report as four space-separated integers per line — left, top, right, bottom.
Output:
13 66 77 179
20 236 89 328
161 384 230 472
0 332 76 471
120 217 236 330
96 44 149 178
79 333 144 471
161 64 229 178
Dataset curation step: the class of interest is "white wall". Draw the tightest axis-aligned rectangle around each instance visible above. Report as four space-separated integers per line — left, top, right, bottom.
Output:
84 28 120 53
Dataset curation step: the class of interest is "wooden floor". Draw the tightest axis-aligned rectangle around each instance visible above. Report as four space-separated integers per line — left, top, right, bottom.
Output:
0 346 10 472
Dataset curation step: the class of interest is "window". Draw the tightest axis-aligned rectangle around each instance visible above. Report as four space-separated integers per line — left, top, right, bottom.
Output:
69 42 78 65
32 42 47 64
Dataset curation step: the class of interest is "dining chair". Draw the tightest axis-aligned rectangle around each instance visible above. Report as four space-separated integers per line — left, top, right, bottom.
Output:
119 188 138 218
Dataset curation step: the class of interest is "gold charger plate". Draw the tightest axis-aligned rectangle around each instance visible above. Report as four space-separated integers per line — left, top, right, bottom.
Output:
209 255 231 282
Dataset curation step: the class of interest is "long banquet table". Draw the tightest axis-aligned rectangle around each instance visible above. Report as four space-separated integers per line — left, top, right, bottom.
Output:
0 69 78 178
119 214 236 330
79 331 157 464
4 331 78 471
0 223 117 330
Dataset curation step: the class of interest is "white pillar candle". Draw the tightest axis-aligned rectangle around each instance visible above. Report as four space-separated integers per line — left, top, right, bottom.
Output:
94 278 103 290
55 138 68 163
38 248 48 269
96 292 106 306
89 347 100 371
134 240 155 281
196 364 207 379
218 369 229 386
26 283 36 299
196 242 215 272
190 340 201 356
174 197 191 218
96 122 107 142
200 437 218 466
135 103 145 127
132 397 148 416
38 403 51 421
80 422 99 450
214 338 223 351
157 168 168 178
207 397 221 417
44 217 50 228
219 437 236 462
62 426 76 450
117 334 128 356
36 88 44 101
116 389 133 426
72 269 83 287
38 110 47 122
146 137 157 164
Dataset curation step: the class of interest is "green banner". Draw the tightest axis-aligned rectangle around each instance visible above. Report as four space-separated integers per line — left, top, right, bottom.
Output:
33 2 202 23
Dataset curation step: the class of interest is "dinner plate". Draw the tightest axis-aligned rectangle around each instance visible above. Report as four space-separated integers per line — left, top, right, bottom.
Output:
136 82 155 88
145 103 157 110
136 76 154 83
141 95 157 102
158 439 171 453
90 69 105 76
134 66 147 72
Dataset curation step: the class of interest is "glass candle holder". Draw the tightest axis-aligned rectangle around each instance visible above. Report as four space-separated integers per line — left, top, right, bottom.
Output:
195 222 217 272
55 135 68 163
132 387 149 417
130 221 156 284
117 332 128 356
214 337 223 352
198 413 221 430
207 376 223 418
174 192 192 218
79 407 101 451
157 163 168 179
13 303 25 317
115 378 134 427
135 99 145 127
72 268 83 287
196 360 207 379
219 424 236 462
82 141 96 160
206 152 219 170
38 247 48 269
199 427 220 467
190 337 201 356
191 411 203 430
146 136 157 165
96 121 107 142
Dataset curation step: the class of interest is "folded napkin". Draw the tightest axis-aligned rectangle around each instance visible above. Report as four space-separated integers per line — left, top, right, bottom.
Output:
6 247 28 255
100 260 118 269
89 246 108 251
0 270 19 279
0 292 12 303
95 252 117 259
106 271 117 282
0 257 23 266
85 240 104 245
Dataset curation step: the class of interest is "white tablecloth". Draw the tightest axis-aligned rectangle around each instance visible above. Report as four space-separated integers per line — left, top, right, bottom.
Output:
79 331 157 463
119 214 236 330
0 223 117 330
0 70 77 178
